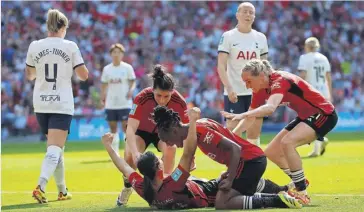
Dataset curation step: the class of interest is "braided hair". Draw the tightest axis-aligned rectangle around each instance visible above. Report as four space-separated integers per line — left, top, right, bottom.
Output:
137 151 159 205
151 65 175 91
152 105 181 133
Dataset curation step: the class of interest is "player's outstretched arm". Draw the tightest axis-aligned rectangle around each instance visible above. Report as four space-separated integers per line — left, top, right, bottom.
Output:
102 133 135 178
178 108 200 172
240 94 284 119
125 118 141 165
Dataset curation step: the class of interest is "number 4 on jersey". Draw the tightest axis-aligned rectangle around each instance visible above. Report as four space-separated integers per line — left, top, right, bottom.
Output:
45 63 58 90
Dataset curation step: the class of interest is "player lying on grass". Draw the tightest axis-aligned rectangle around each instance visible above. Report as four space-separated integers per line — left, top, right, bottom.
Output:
151 106 302 210
103 108 215 209
221 59 338 205
102 108 301 209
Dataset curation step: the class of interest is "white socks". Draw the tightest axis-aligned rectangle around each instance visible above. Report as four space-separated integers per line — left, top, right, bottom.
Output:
38 145 62 192
247 137 261 147
111 133 120 157
54 147 67 194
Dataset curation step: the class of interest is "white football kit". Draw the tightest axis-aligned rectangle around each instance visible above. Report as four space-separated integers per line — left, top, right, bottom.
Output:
101 62 136 110
218 28 268 96
26 37 84 115
298 52 331 99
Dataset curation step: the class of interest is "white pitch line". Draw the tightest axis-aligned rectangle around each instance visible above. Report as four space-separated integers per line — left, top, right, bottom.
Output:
2 191 364 197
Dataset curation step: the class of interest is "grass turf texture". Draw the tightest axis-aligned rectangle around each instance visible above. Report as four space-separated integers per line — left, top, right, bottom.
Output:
2 132 364 211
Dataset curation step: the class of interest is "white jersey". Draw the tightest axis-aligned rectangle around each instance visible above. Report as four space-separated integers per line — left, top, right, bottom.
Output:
26 37 84 115
218 28 268 96
298 52 331 98
101 62 136 109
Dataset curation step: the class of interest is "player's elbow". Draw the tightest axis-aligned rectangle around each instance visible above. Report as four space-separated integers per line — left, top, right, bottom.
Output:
25 67 36 81
266 104 277 115
75 65 89 81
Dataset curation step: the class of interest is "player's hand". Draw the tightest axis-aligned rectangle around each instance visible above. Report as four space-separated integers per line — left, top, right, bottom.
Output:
126 90 133 100
220 111 247 121
227 90 238 103
220 171 229 180
219 178 233 191
185 107 201 122
100 98 105 107
101 132 114 146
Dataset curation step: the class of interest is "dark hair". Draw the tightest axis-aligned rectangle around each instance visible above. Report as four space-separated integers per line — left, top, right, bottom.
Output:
137 151 159 205
152 105 181 133
151 65 175 91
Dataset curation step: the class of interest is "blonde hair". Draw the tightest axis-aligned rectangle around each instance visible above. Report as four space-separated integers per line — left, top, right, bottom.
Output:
237 2 255 12
109 43 126 54
305 37 320 51
242 59 273 76
46 9 69 33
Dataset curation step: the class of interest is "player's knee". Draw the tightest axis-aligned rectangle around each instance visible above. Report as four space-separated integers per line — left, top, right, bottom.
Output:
121 121 127 133
108 122 118 133
281 135 295 149
264 145 275 159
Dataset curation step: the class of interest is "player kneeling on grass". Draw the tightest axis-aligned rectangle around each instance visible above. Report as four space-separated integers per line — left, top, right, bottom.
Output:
152 106 302 210
222 59 338 206
102 108 216 209
118 64 195 206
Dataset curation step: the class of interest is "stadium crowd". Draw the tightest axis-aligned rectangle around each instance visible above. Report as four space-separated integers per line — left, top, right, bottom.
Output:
1 1 363 139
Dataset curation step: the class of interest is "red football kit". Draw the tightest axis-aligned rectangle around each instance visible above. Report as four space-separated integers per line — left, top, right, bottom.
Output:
196 118 264 175
129 87 189 133
250 71 335 120
129 165 211 209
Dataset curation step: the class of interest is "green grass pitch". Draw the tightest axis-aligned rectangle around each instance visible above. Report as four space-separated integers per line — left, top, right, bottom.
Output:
2 132 364 211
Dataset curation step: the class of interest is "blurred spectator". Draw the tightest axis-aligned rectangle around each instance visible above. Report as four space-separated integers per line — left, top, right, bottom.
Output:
1 1 363 138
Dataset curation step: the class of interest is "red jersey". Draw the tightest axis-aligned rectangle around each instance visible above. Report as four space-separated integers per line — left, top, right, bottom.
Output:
196 118 264 165
129 165 209 209
251 71 335 119
129 87 188 133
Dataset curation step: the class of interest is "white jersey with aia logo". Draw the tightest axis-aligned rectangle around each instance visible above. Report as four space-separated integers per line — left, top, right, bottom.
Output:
218 28 268 96
298 52 331 98
26 37 84 115
101 62 136 109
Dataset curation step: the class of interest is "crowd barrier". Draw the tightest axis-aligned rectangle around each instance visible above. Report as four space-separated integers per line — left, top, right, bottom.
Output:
67 112 364 141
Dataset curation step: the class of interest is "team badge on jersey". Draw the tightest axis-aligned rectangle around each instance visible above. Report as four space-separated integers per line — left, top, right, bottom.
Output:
219 36 224 45
171 168 183 182
129 104 138 115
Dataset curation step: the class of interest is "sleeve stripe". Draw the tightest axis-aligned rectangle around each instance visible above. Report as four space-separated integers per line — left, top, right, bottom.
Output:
26 63 35 68
73 63 85 70
218 50 229 55
260 52 268 56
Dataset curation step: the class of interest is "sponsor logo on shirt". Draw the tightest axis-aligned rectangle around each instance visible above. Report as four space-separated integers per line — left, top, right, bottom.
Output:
207 152 216 159
171 168 183 182
40 95 60 102
203 132 214 144
129 104 137 115
271 82 281 90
